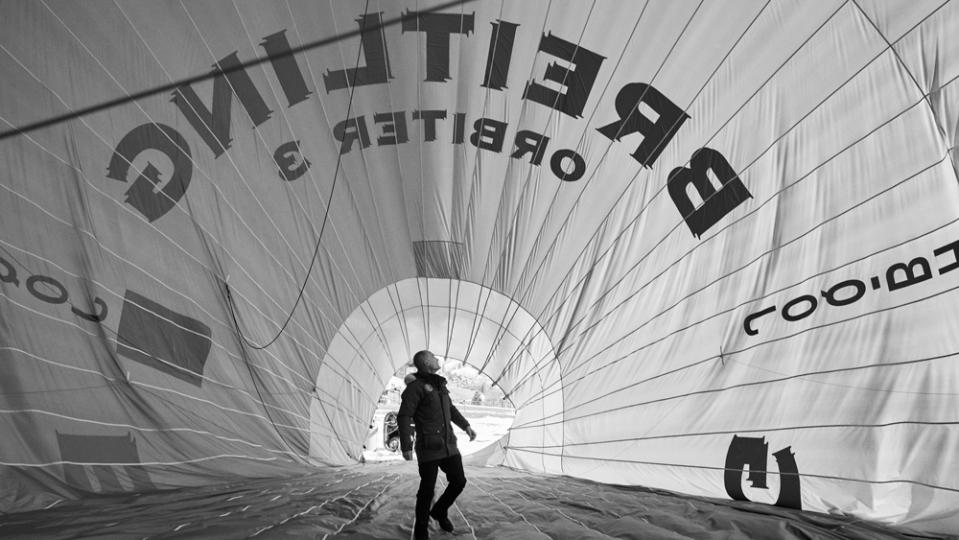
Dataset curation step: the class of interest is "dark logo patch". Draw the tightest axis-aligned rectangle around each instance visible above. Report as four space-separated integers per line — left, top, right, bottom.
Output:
56 432 155 493
724 435 801 509
116 290 212 386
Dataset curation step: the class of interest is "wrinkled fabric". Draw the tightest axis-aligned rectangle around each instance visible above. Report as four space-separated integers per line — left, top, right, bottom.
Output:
0 464 930 539
2 1 959 536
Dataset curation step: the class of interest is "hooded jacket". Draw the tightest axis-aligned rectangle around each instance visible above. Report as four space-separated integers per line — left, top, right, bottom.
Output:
397 372 471 463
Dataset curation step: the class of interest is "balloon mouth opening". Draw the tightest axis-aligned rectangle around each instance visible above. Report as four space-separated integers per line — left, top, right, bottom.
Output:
363 359 516 462
308 277 561 466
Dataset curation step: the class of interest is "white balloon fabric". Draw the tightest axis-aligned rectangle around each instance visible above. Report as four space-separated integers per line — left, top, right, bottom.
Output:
2 0 959 535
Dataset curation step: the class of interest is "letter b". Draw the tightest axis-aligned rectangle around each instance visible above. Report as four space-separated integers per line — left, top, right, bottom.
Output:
667 147 751 238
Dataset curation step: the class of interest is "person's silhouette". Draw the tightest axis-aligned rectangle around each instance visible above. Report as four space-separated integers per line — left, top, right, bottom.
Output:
398 350 477 539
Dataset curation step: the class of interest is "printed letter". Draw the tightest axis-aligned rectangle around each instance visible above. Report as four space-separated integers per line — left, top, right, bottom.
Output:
106 123 193 222
469 118 507 152
260 30 312 107
524 32 605 118
886 257 932 292
26 275 68 304
482 20 519 90
597 83 688 167
550 149 586 181
402 11 474 82
373 111 410 145
324 13 393 91
274 140 311 181
743 306 776 336
172 52 272 156
511 130 550 165
934 239 959 274
333 117 371 154
412 109 447 142
781 295 817 322
667 147 751 238
821 279 866 307
0 256 19 286
72 297 108 323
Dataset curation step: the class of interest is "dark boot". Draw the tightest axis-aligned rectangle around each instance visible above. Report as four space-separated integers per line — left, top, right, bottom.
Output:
430 508 454 533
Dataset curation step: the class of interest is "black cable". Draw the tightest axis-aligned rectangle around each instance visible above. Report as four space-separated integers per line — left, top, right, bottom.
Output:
224 5 366 351
0 0 475 142
216 0 377 462
0 251 310 461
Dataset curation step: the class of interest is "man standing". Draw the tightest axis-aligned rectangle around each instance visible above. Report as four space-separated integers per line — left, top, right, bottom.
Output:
398 350 477 540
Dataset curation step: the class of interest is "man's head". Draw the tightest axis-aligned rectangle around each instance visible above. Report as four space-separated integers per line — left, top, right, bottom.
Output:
412 350 440 374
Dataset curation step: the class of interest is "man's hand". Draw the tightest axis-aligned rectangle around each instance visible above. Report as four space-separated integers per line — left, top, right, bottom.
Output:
466 426 477 441
402 451 413 461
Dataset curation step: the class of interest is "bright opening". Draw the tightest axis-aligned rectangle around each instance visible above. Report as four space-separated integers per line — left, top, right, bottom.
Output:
362 357 516 462
309 277 562 471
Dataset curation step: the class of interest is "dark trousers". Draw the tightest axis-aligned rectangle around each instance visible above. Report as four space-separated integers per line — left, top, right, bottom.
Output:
415 454 466 533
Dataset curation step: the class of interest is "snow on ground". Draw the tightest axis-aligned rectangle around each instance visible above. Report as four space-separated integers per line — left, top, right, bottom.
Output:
363 410 515 463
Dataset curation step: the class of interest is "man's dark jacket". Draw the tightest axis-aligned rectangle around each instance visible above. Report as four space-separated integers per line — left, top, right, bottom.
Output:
397 372 470 463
